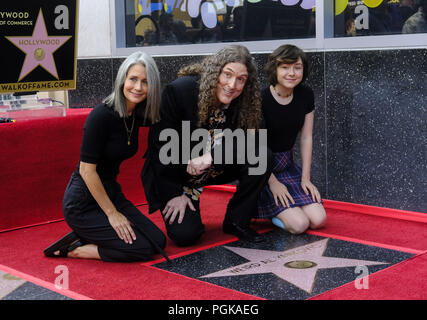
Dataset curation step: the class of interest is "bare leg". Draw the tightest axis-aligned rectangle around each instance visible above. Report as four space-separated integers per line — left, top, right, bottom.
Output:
301 203 327 229
275 207 310 234
54 244 101 260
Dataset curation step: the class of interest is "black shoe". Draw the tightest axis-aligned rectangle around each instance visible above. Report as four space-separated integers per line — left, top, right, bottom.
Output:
44 231 82 258
223 223 264 243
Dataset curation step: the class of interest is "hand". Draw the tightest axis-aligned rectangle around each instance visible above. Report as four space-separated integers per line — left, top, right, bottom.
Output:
162 194 196 224
187 152 212 176
108 211 136 244
268 178 295 208
301 178 322 203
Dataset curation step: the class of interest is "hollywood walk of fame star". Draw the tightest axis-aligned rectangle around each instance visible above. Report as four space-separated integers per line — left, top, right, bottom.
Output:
200 239 389 293
5 9 72 81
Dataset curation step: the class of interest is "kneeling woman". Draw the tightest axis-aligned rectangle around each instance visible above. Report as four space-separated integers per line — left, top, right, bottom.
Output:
255 45 326 234
44 51 167 262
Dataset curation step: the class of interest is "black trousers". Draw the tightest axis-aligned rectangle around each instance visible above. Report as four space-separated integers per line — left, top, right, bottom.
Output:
161 149 273 246
63 171 166 262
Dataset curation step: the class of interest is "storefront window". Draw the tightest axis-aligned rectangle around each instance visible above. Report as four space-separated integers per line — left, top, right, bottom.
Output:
113 0 426 54
334 0 427 37
125 0 316 47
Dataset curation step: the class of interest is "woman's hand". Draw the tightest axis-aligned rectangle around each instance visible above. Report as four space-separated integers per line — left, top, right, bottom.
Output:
163 194 196 224
301 178 322 203
268 175 295 208
187 152 212 176
107 210 136 244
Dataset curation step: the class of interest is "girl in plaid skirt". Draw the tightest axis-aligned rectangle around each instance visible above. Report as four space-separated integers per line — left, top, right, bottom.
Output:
255 45 326 234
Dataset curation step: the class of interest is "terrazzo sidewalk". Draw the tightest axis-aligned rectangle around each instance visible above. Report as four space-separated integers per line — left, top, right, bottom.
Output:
0 270 71 300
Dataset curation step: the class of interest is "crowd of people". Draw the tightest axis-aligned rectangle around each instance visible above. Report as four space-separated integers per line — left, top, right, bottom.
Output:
44 43 328 262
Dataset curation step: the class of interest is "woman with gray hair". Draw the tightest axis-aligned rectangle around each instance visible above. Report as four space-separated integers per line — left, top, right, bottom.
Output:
44 51 167 262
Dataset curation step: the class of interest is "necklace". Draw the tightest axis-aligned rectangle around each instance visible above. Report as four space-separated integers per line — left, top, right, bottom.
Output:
123 114 135 146
273 85 293 98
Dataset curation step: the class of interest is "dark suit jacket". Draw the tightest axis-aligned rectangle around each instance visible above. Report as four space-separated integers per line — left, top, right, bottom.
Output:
141 75 240 213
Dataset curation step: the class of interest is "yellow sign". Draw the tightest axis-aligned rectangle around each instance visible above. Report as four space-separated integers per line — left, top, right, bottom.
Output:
0 80 75 93
335 0 386 16
335 0 349 15
363 0 384 8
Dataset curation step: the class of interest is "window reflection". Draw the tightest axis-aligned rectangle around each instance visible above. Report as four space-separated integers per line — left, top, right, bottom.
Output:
334 0 427 37
128 0 316 47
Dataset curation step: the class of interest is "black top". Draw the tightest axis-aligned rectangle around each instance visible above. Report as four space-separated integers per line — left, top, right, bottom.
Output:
79 103 143 181
262 84 314 152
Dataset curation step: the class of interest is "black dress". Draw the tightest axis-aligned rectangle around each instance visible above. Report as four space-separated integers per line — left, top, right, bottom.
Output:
63 103 166 262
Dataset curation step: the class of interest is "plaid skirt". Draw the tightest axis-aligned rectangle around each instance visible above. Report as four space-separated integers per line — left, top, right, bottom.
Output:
255 150 319 219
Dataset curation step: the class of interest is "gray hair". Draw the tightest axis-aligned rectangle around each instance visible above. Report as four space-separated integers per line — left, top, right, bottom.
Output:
104 51 161 123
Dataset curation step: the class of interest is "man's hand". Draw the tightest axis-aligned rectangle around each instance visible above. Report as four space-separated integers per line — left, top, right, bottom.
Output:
162 194 196 224
187 152 212 176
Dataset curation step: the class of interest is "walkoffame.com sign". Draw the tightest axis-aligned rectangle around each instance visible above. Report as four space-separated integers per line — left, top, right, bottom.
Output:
0 0 78 93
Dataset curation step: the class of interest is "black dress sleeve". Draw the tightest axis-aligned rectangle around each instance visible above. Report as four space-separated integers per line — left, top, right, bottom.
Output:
80 104 110 164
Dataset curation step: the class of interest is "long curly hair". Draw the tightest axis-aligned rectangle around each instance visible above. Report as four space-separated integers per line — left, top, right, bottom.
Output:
178 45 261 130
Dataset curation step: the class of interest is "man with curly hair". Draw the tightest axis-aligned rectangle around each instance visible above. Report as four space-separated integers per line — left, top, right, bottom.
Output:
141 45 272 246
